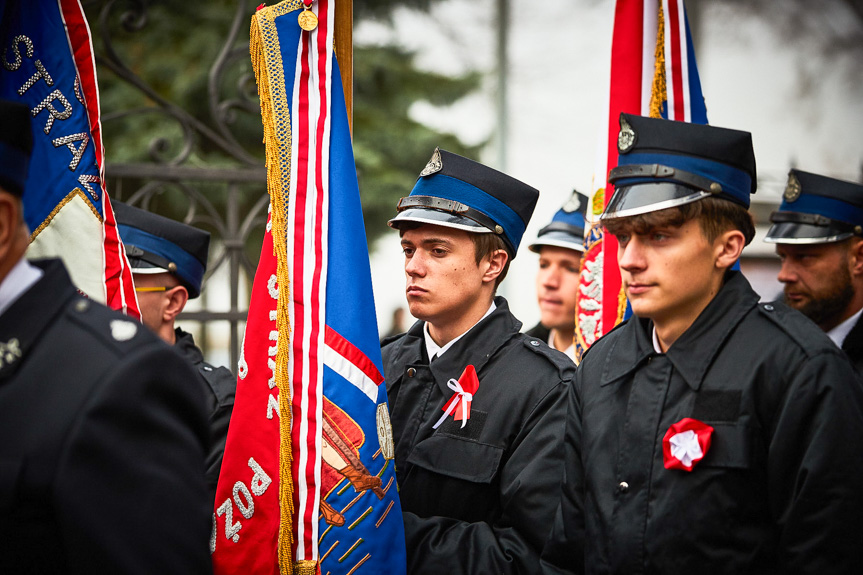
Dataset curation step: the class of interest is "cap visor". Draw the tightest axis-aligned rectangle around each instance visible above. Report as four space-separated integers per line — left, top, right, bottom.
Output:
128 258 170 274
528 232 586 253
388 208 492 234
764 222 853 244
600 183 710 220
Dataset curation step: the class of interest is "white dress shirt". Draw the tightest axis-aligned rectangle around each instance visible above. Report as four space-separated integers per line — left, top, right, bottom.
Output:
424 301 497 361
0 258 43 318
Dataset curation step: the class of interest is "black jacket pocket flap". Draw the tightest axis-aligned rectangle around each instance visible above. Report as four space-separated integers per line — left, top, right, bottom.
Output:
700 422 755 469
407 435 504 484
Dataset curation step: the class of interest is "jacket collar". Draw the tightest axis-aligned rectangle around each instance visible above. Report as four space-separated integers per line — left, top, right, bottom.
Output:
600 271 759 390
841 310 863 362
398 296 522 397
174 327 203 364
0 259 77 380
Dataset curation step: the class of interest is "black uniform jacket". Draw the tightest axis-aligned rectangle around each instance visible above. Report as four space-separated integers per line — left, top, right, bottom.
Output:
382 297 574 574
841 312 863 374
174 327 235 500
524 322 550 343
542 271 863 574
0 260 212 574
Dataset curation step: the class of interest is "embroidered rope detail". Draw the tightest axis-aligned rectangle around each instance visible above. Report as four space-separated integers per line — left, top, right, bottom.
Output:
649 1 667 119
29 188 102 242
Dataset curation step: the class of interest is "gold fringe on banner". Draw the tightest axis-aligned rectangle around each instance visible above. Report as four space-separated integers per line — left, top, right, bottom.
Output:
251 2 304 573
649 1 666 119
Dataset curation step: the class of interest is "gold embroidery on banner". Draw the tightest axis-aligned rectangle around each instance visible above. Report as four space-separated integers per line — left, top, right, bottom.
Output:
293 560 318 575
375 500 395 528
340 490 366 515
319 524 333 545
321 541 339 563
346 506 373 531
29 188 102 242
338 538 364 563
649 1 666 119
346 554 371 575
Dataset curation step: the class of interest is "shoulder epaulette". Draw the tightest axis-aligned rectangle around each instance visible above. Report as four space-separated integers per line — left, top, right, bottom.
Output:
519 334 576 378
754 301 836 360
64 296 158 355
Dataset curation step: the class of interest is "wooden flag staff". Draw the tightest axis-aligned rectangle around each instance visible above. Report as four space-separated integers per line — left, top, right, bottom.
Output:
335 0 352 133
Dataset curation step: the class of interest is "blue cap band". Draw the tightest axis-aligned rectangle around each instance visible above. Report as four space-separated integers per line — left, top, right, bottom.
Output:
0 141 30 195
616 152 752 206
779 192 863 227
410 174 527 252
118 225 205 292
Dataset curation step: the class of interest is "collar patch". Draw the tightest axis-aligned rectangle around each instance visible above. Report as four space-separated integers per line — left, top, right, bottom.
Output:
0 338 22 369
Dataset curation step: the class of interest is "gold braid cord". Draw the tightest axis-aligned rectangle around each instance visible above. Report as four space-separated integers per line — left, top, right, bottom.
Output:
250 2 316 574
649 1 666 119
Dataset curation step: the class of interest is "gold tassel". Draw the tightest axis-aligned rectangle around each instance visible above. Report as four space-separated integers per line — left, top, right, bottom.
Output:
250 5 297 573
649 1 666 119
293 560 319 574
616 284 628 326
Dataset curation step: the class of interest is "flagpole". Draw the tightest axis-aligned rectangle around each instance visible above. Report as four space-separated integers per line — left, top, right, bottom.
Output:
335 0 353 134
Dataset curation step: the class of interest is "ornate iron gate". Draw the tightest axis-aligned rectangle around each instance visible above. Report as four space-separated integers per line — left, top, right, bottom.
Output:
88 0 267 370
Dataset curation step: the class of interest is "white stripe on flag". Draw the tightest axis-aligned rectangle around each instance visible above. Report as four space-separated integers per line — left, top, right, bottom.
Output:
676 0 691 122
323 345 380 403
641 0 658 115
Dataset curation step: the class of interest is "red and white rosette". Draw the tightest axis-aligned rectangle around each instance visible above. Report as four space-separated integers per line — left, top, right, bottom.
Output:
662 417 714 471
433 365 479 430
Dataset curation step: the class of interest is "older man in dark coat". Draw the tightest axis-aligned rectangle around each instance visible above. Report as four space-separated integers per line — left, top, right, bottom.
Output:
0 101 212 573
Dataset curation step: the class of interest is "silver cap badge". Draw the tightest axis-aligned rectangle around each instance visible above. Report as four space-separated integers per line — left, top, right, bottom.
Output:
618 118 637 154
420 148 443 177
784 173 802 203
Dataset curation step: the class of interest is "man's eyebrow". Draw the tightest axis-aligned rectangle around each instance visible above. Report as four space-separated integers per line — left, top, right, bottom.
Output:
401 237 455 247
419 237 454 246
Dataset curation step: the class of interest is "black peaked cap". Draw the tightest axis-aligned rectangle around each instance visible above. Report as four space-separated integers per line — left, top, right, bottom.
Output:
622 113 757 194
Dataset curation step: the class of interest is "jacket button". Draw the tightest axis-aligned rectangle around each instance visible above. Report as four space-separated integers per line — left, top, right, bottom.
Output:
618 481 629 493
406 368 416 377
763 304 774 311
530 340 540 347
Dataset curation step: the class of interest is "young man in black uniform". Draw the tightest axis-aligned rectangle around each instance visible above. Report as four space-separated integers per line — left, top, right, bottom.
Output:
765 170 863 372
0 102 212 572
382 148 574 574
114 202 236 501
542 114 863 574
526 190 588 359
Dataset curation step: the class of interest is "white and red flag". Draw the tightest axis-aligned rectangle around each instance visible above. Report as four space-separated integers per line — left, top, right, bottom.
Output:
0 0 139 317
211 2 406 574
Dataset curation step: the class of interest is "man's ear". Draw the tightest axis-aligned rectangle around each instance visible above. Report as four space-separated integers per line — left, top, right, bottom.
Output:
714 229 746 270
163 285 189 323
0 194 15 261
0 193 26 269
482 249 509 284
849 238 863 278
